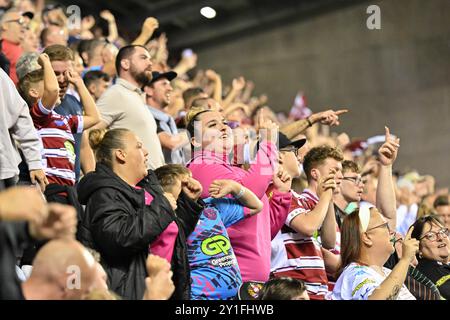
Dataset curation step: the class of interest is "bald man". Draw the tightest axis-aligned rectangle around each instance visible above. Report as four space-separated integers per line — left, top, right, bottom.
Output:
21 239 98 300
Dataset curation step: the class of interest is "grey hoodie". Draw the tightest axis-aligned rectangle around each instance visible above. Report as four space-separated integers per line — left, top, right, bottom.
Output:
0 68 42 179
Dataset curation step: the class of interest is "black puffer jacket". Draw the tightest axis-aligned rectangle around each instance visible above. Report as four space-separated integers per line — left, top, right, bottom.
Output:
77 163 202 300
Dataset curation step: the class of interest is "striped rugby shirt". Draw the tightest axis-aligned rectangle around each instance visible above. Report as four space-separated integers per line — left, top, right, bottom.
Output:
270 189 329 300
30 100 83 186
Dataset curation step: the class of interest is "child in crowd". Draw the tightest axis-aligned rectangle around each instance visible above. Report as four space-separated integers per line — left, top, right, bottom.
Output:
238 277 309 300
154 164 263 300
260 277 309 300
16 52 100 186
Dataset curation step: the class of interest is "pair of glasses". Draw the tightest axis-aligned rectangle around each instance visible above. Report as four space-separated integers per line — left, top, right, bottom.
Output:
5 17 25 26
366 222 394 235
280 147 299 157
419 228 449 242
343 176 363 185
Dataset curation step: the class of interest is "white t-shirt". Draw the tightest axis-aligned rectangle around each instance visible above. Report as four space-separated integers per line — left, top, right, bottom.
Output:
329 262 416 300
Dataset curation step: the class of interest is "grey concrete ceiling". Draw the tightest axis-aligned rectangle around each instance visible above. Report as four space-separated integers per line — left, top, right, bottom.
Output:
59 0 368 51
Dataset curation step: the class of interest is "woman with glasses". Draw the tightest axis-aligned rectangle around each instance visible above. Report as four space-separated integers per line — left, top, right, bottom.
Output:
384 232 442 300
329 206 418 300
411 215 450 299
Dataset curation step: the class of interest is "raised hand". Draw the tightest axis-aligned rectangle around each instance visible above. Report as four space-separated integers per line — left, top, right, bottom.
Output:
100 10 115 23
257 113 279 143
0 186 48 225
143 254 174 300
142 17 159 35
81 15 96 31
273 167 292 193
209 179 239 199
401 227 420 264
28 203 77 240
158 33 168 47
64 69 83 87
146 254 171 278
378 126 400 166
313 109 348 126
317 168 337 198
181 176 203 201
232 76 246 91
37 53 51 67
180 52 197 69
205 69 220 81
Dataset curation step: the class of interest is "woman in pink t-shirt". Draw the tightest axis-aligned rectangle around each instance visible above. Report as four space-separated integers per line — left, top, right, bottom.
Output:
185 109 292 282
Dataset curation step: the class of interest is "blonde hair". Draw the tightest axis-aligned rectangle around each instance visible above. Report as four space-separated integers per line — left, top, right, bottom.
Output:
154 164 190 193
89 128 130 168
185 106 209 125
18 69 44 106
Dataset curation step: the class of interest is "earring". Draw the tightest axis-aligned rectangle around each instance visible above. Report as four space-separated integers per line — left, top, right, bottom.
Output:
418 251 423 259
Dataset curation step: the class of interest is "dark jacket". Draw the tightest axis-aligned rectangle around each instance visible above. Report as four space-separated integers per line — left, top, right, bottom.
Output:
416 258 450 300
0 221 30 300
0 40 11 75
77 163 202 300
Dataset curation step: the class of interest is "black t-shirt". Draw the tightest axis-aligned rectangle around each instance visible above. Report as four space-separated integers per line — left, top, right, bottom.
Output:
416 258 450 300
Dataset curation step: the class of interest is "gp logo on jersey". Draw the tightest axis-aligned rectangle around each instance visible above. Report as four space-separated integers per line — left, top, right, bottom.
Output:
201 235 230 256
64 140 76 164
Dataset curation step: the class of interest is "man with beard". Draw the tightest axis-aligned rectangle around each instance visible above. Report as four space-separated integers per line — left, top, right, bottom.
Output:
144 71 189 164
83 45 164 172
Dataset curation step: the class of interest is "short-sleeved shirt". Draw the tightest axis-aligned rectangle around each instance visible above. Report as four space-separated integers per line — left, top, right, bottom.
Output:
96 78 164 169
54 94 83 182
188 197 249 300
30 100 83 186
141 188 179 263
270 189 329 300
330 262 416 300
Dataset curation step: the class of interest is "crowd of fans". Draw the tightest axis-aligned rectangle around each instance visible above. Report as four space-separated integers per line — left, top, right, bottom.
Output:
0 0 449 301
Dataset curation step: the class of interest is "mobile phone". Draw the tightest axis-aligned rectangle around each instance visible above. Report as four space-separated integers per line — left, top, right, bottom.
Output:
182 48 193 58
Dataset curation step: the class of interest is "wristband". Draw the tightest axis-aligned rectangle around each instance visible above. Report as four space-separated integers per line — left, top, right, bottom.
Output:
306 117 313 127
234 186 246 199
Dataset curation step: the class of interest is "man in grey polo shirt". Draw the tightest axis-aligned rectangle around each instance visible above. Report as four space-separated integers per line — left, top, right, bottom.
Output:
82 45 164 171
